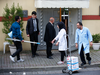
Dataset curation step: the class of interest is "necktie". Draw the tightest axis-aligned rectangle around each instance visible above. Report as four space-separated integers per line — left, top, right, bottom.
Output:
33 19 37 31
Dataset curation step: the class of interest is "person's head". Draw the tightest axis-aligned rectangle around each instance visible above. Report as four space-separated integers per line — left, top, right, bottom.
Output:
32 11 37 19
15 16 21 22
77 22 83 29
57 22 65 31
49 17 55 24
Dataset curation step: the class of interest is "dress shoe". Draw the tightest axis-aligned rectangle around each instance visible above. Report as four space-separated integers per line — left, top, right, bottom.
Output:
47 56 53 59
32 55 35 58
51 54 53 56
88 60 91 65
35 53 39 56
81 63 86 66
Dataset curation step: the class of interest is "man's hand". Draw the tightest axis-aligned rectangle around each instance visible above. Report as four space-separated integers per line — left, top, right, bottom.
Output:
27 34 30 37
21 40 24 42
50 41 52 43
90 41 93 47
13 38 16 39
75 43 78 48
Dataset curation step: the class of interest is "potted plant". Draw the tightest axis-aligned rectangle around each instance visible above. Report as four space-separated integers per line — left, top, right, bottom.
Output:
2 3 24 54
92 33 100 50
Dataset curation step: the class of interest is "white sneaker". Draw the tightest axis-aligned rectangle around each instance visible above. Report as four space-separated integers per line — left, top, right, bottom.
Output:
57 61 64 65
17 59 24 62
10 56 15 62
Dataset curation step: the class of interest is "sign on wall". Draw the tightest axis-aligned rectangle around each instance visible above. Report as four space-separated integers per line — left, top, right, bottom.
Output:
23 10 28 17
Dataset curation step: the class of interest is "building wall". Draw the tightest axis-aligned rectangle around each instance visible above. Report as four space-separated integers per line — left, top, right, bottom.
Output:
0 0 36 51
0 0 100 51
82 0 100 34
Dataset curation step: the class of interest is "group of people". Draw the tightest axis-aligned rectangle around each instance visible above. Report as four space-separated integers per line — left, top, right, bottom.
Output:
9 11 93 66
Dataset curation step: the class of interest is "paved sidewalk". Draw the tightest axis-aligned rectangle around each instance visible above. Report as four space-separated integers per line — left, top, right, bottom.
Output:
0 49 100 70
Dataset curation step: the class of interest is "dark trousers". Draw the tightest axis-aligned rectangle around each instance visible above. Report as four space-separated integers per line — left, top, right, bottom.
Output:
30 32 38 56
12 41 22 60
46 42 52 58
60 51 65 61
80 44 91 64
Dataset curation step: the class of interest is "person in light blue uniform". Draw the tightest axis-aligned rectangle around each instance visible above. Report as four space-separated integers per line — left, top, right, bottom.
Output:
75 22 93 66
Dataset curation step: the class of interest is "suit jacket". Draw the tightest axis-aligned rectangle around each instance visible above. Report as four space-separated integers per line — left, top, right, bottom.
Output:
26 18 39 35
44 22 56 42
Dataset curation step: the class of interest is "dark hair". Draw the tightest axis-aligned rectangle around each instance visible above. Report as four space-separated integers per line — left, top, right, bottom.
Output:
32 11 37 15
57 22 66 31
77 22 83 26
15 16 20 21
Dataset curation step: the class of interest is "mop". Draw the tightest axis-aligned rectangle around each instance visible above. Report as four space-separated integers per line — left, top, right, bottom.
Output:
6 38 40 44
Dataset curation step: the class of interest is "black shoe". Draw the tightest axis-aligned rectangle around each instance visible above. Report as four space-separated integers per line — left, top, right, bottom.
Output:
35 53 39 56
47 56 53 59
51 54 53 56
32 55 35 58
81 63 86 66
88 60 91 65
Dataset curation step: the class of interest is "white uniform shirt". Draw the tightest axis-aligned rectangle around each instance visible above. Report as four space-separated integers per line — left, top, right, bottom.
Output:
75 27 93 54
55 29 67 51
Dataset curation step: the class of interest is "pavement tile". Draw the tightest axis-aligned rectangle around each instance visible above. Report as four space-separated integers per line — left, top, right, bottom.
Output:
0 49 100 70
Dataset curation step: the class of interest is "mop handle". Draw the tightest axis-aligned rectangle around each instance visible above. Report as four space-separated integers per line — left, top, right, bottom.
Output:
6 38 40 44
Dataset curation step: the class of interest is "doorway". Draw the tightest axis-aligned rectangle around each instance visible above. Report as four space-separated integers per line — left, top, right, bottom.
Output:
60 8 82 51
61 8 69 34
37 8 82 51
37 8 59 50
60 8 69 53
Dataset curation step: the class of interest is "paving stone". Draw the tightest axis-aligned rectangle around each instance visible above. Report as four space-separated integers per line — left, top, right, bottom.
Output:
0 50 100 70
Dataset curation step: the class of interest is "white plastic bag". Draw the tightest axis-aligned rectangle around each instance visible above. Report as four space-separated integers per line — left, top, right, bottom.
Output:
8 30 22 38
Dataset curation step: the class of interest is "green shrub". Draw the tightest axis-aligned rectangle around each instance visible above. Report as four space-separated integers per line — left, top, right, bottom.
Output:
92 33 100 43
2 3 24 44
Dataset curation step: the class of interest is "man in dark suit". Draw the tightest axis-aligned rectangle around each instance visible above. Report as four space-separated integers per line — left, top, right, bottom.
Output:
26 11 40 58
44 17 56 59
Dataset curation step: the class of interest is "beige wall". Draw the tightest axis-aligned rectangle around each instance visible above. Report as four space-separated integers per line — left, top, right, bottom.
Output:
82 0 100 15
82 0 100 35
0 22 6 51
82 20 100 34
0 0 100 51
0 0 36 16
0 0 36 51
